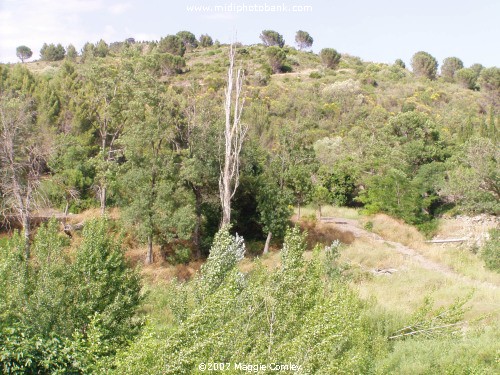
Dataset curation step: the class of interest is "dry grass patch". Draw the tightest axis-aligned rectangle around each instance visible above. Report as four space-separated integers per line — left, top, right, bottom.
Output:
355 264 500 322
295 205 360 220
417 244 500 284
362 214 499 285
300 220 355 247
25 60 63 74
366 213 425 247
341 237 405 271
356 266 449 315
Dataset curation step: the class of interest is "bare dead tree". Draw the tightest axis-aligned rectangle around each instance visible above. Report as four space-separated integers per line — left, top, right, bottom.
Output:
219 43 247 226
0 96 46 258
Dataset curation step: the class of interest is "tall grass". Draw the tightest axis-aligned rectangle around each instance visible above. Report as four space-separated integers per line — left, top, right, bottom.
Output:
376 326 500 374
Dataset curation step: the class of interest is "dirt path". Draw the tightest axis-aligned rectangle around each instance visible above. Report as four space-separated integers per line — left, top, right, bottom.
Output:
320 217 498 290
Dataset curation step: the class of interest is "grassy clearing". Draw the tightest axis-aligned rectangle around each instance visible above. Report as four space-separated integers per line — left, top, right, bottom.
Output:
354 263 499 322
341 237 405 271
376 325 500 374
419 244 500 284
363 213 500 284
340 233 499 324
295 204 361 220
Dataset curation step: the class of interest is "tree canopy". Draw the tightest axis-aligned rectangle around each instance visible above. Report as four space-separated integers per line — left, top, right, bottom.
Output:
40 43 65 61
260 30 285 48
320 48 341 69
295 30 313 50
158 35 186 56
16 45 32 62
411 51 438 79
441 57 464 80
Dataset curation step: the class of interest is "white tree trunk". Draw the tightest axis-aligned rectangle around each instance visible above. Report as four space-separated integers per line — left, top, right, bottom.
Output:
219 43 247 226
22 210 30 258
145 236 154 265
263 231 272 254
100 185 106 216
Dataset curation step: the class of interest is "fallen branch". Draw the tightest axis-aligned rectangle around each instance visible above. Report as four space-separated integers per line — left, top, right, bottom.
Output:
320 217 348 224
425 238 467 243
389 322 464 340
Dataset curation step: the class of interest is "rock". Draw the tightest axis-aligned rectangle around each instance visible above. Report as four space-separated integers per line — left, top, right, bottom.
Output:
372 268 398 275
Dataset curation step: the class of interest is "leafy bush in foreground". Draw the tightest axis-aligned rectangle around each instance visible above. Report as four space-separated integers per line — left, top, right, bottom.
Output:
113 227 380 374
0 219 142 373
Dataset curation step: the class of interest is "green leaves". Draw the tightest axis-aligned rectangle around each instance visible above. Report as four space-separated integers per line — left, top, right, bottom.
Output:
320 48 341 69
260 30 285 48
0 219 142 373
71 220 142 341
359 169 424 223
158 35 186 57
114 227 377 375
40 43 65 61
257 175 293 239
295 30 313 50
411 51 438 79
201 225 245 293
119 75 195 259
481 229 500 271
265 46 286 73
15 45 32 62
441 57 464 81
281 226 305 271
442 136 499 214
478 67 500 92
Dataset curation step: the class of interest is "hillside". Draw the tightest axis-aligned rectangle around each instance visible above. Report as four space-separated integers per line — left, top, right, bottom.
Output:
0 37 499 373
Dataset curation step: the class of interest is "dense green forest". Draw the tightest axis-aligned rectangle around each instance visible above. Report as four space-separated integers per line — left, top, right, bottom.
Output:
1 32 499 373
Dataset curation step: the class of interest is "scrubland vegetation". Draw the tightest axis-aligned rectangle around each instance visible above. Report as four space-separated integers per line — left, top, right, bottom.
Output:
0 31 498 373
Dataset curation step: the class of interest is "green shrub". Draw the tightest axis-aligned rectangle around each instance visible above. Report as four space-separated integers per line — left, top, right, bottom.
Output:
167 245 191 265
0 219 142 373
394 59 406 69
455 67 479 89
158 53 186 75
320 48 341 69
265 46 286 73
200 225 245 293
358 169 424 224
176 31 198 49
199 34 213 47
481 229 500 271
364 221 374 231
478 67 500 92
158 35 185 56
309 71 322 79
40 43 65 61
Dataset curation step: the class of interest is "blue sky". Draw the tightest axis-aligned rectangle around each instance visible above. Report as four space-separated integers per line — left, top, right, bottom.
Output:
1 0 499 67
